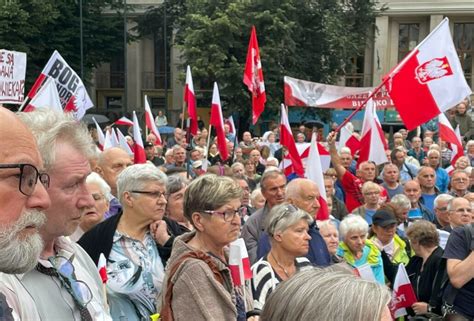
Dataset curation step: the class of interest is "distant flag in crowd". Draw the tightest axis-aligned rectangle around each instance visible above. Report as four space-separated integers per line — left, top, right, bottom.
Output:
103 128 117 150
132 111 146 164
115 116 134 126
383 18 472 130
390 264 417 318
210 82 228 161
184 65 198 136
26 50 94 119
280 104 304 177
243 26 266 125
116 128 134 156
306 133 329 220
228 238 252 286
358 97 388 166
144 95 163 145
24 77 62 112
439 113 464 166
93 117 105 151
98 253 108 284
280 141 330 177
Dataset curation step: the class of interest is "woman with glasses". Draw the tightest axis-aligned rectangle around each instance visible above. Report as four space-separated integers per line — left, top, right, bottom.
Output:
159 174 255 321
251 203 313 312
79 164 182 321
351 181 382 225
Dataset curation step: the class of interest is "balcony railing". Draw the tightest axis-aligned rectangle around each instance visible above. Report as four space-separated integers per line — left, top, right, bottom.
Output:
344 73 372 87
95 72 125 89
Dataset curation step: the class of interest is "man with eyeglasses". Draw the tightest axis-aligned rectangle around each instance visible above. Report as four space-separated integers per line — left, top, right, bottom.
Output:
15 109 112 321
434 194 454 229
443 197 473 233
450 170 470 197
0 107 51 320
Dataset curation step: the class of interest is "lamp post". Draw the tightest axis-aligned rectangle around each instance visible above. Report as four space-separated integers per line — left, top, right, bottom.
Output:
123 0 128 115
79 0 84 80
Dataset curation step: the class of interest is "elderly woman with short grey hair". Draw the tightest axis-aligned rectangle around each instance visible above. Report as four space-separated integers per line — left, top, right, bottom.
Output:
159 174 255 321
165 174 192 233
79 164 182 321
251 203 313 311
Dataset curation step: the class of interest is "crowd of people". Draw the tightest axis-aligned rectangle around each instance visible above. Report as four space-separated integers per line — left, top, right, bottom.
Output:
0 100 473 321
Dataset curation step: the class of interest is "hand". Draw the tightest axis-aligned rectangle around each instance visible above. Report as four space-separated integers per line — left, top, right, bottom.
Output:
150 220 170 246
327 131 337 145
411 302 428 314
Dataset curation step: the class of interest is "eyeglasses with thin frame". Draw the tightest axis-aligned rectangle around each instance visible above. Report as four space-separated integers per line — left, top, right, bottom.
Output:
48 255 92 307
130 190 166 199
201 206 247 222
0 163 50 196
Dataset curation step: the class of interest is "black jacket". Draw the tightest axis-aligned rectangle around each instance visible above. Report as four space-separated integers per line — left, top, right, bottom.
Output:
78 211 185 266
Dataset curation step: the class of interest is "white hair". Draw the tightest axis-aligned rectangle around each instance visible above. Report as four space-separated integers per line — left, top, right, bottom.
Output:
339 214 369 239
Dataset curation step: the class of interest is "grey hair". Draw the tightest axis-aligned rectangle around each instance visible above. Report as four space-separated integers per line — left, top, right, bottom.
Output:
261 267 391 321
339 146 352 155
266 157 279 167
116 164 168 204
427 149 440 157
17 109 96 170
466 140 474 150
447 197 467 212
86 172 112 199
250 188 264 203
183 174 242 224
390 194 411 210
434 193 454 207
339 214 369 239
164 149 174 157
260 169 286 190
166 175 187 195
231 162 244 170
317 219 338 234
266 203 313 237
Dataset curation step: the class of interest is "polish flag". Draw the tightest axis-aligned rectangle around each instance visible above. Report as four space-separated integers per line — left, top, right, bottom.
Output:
281 142 330 177
225 116 238 144
243 26 266 125
93 117 105 151
383 18 472 130
358 97 388 166
132 111 146 164
103 128 117 150
228 238 252 286
144 96 163 145
115 116 134 126
24 77 62 112
116 128 134 156
97 253 108 284
390 264 417 318
338 123 361 156
280 104 304 177
210 83 228 161
439 113 464 165
306 133 329 220
184 66 198 136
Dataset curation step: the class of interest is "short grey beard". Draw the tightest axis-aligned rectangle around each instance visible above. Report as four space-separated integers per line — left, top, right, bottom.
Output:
0 210 46 274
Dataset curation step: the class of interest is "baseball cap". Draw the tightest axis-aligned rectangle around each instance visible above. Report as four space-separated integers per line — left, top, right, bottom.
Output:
144 141 154 148
372 210 397 227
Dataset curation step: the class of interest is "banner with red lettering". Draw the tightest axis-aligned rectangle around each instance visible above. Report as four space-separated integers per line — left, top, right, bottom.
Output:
26 50 93 119
284 76 394 109
0 50 26 104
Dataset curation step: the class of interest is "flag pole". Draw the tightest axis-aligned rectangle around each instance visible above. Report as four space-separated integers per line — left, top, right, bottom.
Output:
181 101 186 131
18 97 30 112
204 124 212 170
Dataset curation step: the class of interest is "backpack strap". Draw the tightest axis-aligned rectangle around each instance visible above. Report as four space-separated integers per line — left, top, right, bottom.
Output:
160 251 225 321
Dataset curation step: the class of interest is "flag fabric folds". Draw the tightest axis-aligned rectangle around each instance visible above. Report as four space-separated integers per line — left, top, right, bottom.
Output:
280 104 304 177
132 111 146 164
243 26 266 125
439 113 464 165
383 18 472 130
306 133 329 220
98 253 108 284
210 82 229 161
24 77 62 112
184 65 198 136
115 116 134 126
228 238 252 286
93 117 105 151
390 264 417 318
116 128 134 156
144 95 163 145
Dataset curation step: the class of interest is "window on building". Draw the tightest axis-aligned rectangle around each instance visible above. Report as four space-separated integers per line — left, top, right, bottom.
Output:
345 56 366 87
398 23 419 61
454 23 474 87
106 96 122 109
110 52 124 89
153 33 170 90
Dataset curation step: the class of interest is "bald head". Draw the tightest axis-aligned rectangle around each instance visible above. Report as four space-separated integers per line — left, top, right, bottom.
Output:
96 147 133 195
286 178 321 217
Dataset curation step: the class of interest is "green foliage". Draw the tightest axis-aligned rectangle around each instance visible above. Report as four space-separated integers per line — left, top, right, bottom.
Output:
137 0 379 119
0 0 129 89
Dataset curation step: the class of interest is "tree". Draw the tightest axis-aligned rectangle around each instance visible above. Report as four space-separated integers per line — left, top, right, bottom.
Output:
0 0 130 90
137 0 379 125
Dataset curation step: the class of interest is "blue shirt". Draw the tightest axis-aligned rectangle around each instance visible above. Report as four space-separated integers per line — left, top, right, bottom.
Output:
421 193 436 215
435 167 449 193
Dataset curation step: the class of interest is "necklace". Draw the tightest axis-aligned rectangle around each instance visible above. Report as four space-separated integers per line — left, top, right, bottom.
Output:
270 251 290 278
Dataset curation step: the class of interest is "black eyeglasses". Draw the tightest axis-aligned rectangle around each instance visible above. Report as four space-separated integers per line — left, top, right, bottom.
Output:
48 255 92 308
0 163 50 196
202 206 247 222
130 190 166 199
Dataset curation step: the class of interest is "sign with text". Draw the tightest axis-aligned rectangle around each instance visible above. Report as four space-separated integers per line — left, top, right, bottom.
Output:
0 50 26 104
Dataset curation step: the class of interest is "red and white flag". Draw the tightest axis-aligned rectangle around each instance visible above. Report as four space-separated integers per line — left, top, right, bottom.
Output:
210 82 229 161
384 18 472 130
280 104 304 177
243 26 266 125
26 50 94 119
338 123 361 156
358 97 388 166
115 116 134 126
280 140 330 177
439 113 464 165
228 238 252 286
184 65 198 136
306 133 329 220
103 128 117 150
390 264 417 318
24 77 63 112
132 111 146 164
98 253 108 284
116 128 134 156
225 116 238 144
93 117 105 151
144 95 163 145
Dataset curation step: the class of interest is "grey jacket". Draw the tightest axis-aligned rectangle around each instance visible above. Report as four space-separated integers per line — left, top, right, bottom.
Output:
241 205 271 264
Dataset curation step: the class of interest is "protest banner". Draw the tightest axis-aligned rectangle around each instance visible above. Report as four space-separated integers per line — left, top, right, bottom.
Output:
0 50 27 104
